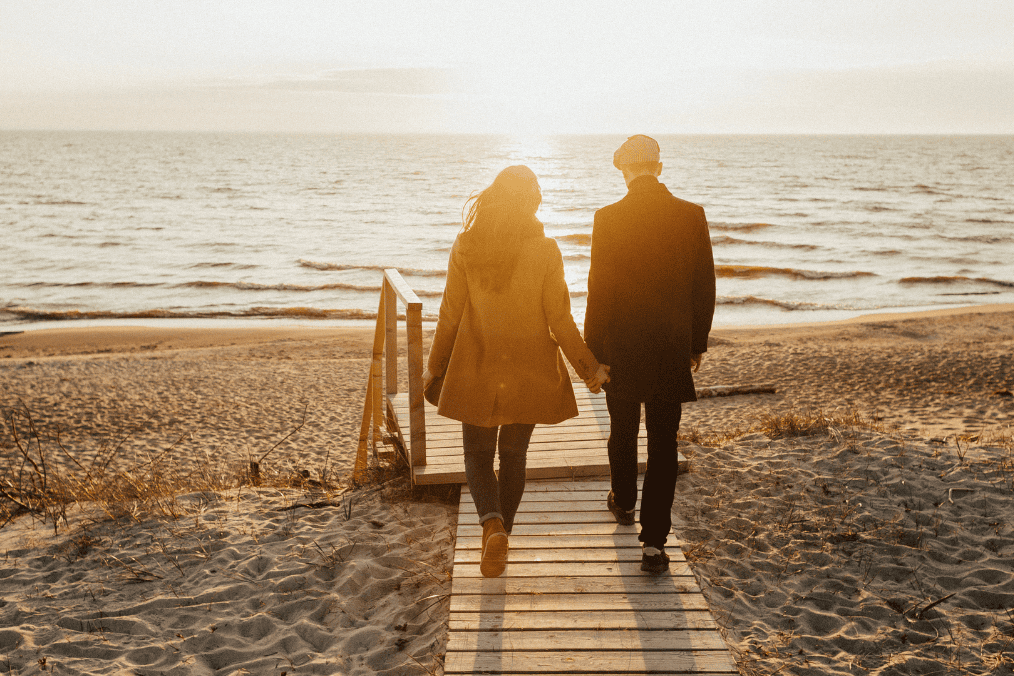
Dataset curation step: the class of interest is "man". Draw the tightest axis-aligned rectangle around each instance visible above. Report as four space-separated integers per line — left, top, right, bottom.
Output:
585 135 716 573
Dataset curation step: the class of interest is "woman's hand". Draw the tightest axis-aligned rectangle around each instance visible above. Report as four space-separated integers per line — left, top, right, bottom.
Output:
423 368 436 389
584 364 610 394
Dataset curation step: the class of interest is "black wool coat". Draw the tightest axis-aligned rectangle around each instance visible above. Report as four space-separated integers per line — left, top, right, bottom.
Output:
584 175 716 403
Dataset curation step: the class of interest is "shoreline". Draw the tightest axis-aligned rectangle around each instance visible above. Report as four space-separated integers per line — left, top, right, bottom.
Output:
2 302 1011 359
3 299 1013 337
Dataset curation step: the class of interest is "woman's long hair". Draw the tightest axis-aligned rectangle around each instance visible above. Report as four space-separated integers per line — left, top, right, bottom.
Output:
458 165 544 292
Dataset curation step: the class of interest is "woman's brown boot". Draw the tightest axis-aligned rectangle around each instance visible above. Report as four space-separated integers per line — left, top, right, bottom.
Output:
480 517 509 578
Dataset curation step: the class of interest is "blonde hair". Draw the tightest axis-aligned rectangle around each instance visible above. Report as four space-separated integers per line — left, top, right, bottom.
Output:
458 165 544 292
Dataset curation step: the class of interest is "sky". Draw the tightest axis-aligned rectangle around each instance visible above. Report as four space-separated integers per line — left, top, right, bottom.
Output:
1 0 1013 134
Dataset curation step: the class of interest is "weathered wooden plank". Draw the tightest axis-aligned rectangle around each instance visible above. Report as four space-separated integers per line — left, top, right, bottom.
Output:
464 480 612 494
417 441 639 463
451 575 700 596
454 547 647 564
446 629 728 652
453 561 694 578
460 511 631 525
422 423 611 444
449 610 718 631
461 489 612 502
456 535 646 551
457 522 655 538
461 499 624 512
414 463 621 485
449 592 714 613
454 535 648 551
444 649 738 674
462 501 627 513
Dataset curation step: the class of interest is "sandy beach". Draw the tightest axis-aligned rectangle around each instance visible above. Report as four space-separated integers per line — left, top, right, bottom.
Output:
1 304 1012 674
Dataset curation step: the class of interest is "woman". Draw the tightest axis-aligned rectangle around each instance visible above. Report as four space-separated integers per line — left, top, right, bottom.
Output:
424 165 609 578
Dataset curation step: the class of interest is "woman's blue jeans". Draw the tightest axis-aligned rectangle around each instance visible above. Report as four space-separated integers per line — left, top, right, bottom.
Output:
462 422 535 534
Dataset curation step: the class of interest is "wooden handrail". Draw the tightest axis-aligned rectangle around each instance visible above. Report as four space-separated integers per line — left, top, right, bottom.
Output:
355 269 427 482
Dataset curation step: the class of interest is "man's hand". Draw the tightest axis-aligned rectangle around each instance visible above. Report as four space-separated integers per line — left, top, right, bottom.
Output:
690 353 704 373
585 364 611 394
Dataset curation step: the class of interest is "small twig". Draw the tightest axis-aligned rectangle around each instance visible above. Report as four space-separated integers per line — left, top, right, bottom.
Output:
914 592 956 620
407 594 450 623
256 403 309 464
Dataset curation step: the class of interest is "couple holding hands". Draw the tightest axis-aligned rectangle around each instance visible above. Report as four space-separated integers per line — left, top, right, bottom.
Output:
423 135 716 577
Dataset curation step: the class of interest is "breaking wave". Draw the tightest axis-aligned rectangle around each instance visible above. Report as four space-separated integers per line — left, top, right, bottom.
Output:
298 259 447 277
711 236 820 251
709 223 776 233
717 296 825 311
899 275 1014 288
555 233 592 247
180 280 444 297
0 306 389 322
715 265 876 280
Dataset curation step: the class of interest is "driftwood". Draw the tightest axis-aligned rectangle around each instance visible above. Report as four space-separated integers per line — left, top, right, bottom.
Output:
695 384 777 398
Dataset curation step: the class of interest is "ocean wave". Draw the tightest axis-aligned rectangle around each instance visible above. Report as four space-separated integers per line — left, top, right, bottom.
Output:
555 233 592 246
33 199 89 206
711 235 819 251
179 280 443 297
709 223 775 233
24 281 164 288
936 233 1012 244
899 275 1014 288
913 184 946 195
0 306 385 322
717 296 823 311
298 259 447 277
715 265 875 281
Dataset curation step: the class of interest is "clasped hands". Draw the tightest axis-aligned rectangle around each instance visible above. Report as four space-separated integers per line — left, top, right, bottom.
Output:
584 364 610 394
585 354 702 394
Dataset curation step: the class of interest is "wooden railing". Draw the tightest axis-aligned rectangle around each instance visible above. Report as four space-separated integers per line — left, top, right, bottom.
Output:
355 269 427 481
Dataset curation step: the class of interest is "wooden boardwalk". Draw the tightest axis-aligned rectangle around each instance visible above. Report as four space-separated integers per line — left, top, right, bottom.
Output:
368 270 739 674
391 388 687 486
448 478 739 674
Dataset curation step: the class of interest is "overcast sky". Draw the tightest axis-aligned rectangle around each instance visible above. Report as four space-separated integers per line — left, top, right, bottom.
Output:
2 0 1012 133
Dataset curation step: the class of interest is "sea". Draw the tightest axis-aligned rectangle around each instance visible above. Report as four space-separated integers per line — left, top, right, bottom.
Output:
2 131 1013 331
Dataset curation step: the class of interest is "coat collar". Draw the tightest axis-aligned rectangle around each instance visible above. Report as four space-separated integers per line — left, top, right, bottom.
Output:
627 174 667 195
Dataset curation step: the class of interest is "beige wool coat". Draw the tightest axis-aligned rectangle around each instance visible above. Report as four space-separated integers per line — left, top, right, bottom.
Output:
427 233 600 428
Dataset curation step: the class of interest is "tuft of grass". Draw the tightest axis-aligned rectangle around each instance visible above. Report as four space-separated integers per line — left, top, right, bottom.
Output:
1 402 406 535
679 407 885 449
753 407 883 440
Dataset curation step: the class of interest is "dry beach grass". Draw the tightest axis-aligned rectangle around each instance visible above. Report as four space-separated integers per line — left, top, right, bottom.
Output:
1 304 1013 674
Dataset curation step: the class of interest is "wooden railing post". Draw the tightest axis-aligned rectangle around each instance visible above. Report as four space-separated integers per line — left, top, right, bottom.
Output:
382 269 427 472
405 299 426 470
384 276 398 396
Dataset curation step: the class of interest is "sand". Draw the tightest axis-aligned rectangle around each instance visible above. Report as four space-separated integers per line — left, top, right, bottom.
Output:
1 304 1012 674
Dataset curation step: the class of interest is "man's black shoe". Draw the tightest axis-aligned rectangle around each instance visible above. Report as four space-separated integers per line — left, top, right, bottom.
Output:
607 491 636 526
640 546 670 574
